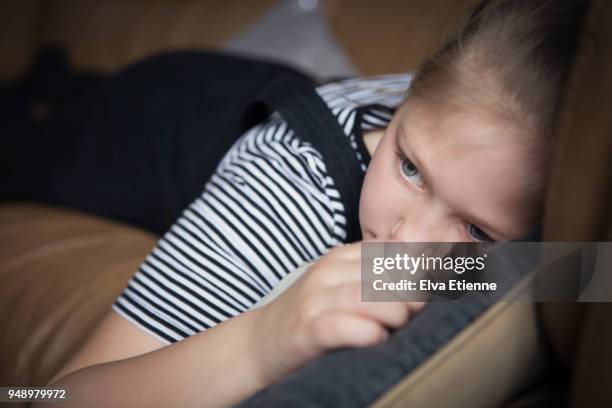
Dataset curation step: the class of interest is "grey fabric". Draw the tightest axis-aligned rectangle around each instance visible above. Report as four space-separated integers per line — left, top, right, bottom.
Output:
237 228 542 407
237 301 489 407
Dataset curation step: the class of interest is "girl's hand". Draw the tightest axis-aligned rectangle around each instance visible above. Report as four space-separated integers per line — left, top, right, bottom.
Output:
247 241 426 387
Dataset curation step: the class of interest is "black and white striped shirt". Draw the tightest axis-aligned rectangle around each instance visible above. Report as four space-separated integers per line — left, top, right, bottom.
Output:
112 73 413 344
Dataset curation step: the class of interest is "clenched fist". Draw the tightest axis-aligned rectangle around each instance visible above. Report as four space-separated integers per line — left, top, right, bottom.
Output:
247 241 426 387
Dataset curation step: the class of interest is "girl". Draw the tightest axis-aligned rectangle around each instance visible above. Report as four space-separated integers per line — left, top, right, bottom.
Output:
25 0 588 406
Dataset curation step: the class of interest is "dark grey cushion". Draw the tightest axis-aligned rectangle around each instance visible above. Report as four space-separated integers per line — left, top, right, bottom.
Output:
238 228 541 407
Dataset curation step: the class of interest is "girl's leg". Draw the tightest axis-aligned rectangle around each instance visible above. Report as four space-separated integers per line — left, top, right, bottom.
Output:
1 50 311 234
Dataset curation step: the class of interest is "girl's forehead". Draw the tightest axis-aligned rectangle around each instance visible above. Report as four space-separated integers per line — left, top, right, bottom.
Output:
392 100 540 237
398 98 521 148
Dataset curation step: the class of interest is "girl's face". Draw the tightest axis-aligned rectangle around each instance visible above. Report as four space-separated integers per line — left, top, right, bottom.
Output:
359 99 542 243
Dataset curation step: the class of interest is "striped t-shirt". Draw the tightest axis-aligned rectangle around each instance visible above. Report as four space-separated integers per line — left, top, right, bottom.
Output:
112 73 413 344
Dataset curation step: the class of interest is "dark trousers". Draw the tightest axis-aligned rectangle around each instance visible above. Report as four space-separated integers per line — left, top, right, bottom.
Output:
1 49 311 235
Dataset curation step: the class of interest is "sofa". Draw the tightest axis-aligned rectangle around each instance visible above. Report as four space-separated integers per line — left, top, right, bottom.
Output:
1 0 611 406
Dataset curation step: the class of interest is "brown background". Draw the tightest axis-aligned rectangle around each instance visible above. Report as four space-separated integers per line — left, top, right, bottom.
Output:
0 0 472 82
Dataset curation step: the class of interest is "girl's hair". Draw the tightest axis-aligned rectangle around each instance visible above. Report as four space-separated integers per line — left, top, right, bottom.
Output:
407 0 591 149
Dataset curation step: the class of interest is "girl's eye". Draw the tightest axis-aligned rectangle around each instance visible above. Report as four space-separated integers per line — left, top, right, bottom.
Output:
467 223 494 242
397 153 424 187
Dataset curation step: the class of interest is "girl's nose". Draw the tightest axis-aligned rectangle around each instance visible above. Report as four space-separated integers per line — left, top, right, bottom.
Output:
390 217 405 239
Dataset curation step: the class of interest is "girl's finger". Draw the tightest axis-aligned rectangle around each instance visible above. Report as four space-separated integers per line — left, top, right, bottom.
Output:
307 311 389 352
307 283 413 329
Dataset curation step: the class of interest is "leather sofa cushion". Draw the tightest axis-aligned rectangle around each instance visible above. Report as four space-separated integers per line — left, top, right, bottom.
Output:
0 203 157 386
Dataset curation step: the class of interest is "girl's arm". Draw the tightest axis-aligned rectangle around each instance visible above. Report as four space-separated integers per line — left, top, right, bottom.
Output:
38 307 267 408
40 243 422 408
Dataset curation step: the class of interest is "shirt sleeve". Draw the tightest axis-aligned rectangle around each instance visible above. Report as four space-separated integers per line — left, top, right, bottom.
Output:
111 116 345 344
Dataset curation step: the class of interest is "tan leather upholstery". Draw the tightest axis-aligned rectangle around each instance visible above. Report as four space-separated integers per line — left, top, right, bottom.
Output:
540 2 612 406
0 1 611 407
0 203 157 386
372 285 546 408
542 0 612 242
570 303 612 406
37 0 277 74
324 0 472 75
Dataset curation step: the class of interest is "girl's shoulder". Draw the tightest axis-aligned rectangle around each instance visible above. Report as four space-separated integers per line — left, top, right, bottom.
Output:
215 114 348 243
218 73 414 188
217 114 332 193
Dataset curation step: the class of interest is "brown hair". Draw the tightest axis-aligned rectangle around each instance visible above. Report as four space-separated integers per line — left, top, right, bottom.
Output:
407 0 590 146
